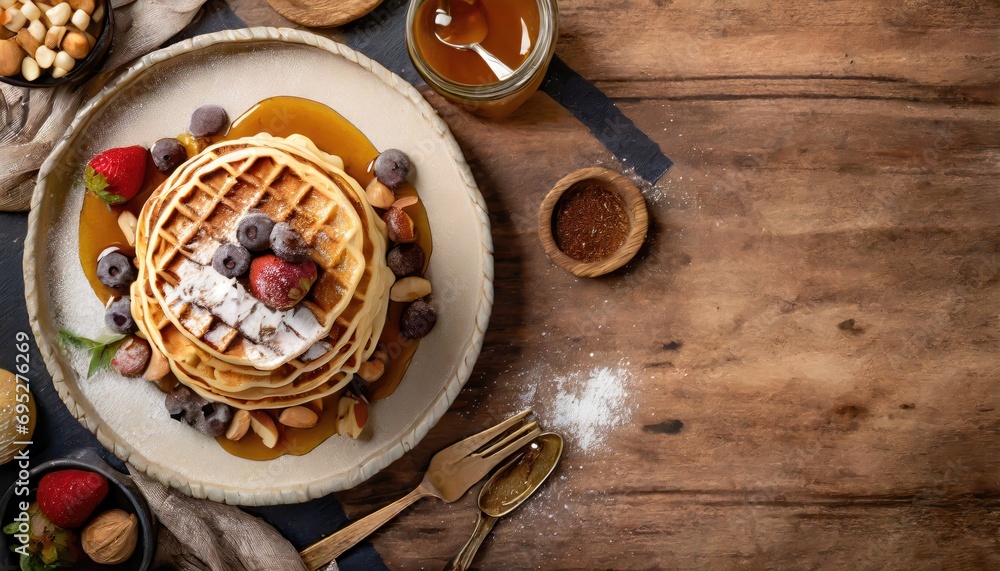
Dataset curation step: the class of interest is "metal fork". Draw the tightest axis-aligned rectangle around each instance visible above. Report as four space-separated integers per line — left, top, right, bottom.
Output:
299 410 541 570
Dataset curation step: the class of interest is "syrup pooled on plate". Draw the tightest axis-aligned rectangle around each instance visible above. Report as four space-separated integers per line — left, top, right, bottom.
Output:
77 96 432 460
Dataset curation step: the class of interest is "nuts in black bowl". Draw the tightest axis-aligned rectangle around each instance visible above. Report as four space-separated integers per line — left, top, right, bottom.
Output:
0 0 114 88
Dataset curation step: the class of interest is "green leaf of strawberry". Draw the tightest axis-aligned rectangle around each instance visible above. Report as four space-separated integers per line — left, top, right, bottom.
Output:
84 146 148 204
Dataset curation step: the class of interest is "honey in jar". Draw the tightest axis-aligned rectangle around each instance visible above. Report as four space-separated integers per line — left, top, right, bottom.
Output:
407 0 559 118
412 0 541 85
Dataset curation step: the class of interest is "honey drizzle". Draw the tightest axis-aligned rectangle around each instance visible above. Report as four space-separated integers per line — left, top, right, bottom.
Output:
77 96 431 460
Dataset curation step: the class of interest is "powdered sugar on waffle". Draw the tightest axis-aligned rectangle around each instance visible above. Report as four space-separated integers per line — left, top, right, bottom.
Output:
165 259 326 368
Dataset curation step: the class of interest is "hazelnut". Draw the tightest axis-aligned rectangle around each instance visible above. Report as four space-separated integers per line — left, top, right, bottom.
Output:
389 276 432 303
357 359 384 382
225 409 251 441
278 406 318 429
69 0 94 15
82 509 138 565
383 207 416 243
111 337 150 377
60 29 87 58
365 179 395 209
0 39 23 77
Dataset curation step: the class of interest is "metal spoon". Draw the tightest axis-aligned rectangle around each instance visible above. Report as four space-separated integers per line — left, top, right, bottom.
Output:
444 432 564 571
434 0 515 81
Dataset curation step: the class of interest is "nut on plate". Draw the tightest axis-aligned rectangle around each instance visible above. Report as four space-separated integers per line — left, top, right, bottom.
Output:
278 406 319 429
371 343 389 365
383 206 416 243
81 509 139 565
336 394 367 439
225 409 251 441
249 411 279 448
391 195 419 209
111 336 150 377
118 210 137 247
357 358 384 382
365 179 395 209
389 276 432 303
142 345 170 381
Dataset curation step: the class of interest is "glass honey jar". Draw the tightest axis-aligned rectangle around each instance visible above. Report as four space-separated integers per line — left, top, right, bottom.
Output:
406 0 559 119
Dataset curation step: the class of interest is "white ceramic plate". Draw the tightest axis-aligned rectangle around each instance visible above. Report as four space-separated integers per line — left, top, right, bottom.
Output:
24 28 493 506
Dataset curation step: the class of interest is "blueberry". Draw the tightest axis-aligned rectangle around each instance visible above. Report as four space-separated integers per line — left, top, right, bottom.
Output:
105 296 135 333
212 243 251 278
387 243 425 277
236 212 274 251
400 300 436 339
373 149 410 189
151 138 187 174
97 251 137 289
165 386 233 437
188 104 229 138
269 222 310 264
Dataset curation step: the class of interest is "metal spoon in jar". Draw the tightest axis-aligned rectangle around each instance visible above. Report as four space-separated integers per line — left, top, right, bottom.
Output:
434 0 515 81
444 432 564 571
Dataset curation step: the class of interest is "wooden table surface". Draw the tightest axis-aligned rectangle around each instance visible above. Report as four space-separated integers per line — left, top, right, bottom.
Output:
226 0 997 568
1 0 996 569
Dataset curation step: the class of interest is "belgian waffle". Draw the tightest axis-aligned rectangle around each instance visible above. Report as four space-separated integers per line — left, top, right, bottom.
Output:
130 134 393 410
140 139 367 370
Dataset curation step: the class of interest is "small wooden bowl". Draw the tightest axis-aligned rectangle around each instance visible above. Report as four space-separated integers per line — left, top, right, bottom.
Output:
538 167 649 278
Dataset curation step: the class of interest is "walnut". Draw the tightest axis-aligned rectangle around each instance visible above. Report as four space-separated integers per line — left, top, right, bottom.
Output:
81 509 138 564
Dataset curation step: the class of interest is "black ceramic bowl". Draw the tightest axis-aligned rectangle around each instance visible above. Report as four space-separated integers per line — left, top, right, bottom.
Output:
0 0 114 88
0 449 155 570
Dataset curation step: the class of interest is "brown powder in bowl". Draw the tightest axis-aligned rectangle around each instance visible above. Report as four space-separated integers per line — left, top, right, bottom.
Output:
552 181 630 263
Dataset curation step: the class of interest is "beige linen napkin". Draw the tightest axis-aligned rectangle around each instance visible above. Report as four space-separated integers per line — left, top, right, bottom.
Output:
0 0 208 211
129 467 321 571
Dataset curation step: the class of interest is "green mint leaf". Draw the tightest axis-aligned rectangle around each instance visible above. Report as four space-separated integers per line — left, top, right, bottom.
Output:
58 329 101 350
60 330 127 378
93 333 126 346
87 349 104 378
94 340 124 377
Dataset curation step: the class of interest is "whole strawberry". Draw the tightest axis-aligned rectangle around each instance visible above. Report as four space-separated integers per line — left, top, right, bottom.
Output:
250 254 318 310
36 469 109 529
85 146 148 204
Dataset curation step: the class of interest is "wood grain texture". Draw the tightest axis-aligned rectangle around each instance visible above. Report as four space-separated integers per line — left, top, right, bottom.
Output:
231 0 1000 568
264 0 382 27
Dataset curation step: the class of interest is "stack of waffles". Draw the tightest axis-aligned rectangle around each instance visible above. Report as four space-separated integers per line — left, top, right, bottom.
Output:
130 134 394 410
